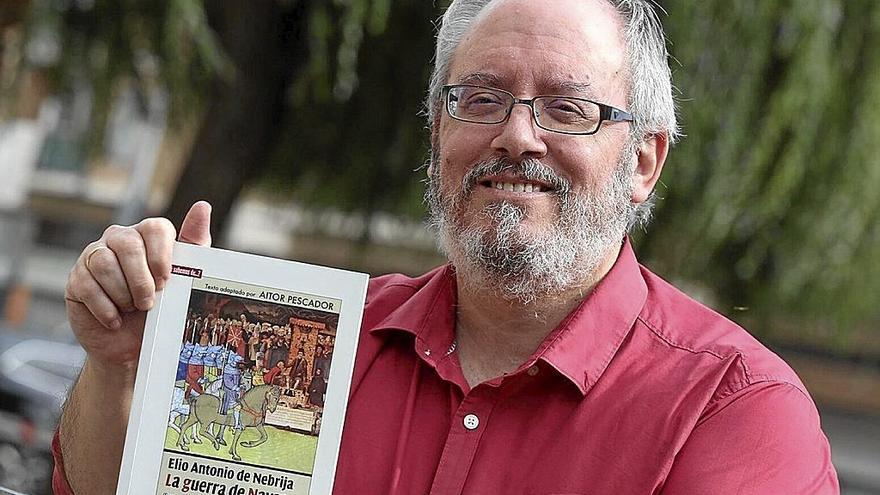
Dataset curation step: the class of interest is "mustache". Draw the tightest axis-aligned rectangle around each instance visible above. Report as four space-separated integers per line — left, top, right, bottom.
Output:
459 157 571 197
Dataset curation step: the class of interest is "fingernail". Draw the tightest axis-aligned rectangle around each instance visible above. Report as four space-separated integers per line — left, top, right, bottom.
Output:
109 318 122 330
140 297 154 309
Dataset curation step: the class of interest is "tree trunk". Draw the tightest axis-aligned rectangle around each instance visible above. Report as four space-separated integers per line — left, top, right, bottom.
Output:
0 1 30 28
162 0 310 242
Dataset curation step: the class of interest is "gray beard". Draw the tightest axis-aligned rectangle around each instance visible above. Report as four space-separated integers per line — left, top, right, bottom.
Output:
426 152 636 304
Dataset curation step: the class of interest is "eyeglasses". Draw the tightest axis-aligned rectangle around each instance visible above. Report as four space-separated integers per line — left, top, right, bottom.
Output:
441 84 634 135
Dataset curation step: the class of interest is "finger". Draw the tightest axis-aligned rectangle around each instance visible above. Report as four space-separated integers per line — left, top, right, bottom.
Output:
178 201 212 246
134 217 176 290
84 242 137 312
67 262 123 330
105 228 156 311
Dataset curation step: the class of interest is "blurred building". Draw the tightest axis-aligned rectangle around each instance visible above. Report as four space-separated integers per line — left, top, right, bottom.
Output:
0 65 193 329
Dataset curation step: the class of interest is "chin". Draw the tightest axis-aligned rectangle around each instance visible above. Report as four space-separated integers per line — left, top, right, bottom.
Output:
467 198 559 229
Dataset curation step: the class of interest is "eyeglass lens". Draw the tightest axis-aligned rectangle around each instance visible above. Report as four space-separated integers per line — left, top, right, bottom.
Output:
447 86 602 134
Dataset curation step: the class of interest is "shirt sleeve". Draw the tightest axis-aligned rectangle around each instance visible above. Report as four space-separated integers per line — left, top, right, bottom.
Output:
660 381 839 495
51 429 76 495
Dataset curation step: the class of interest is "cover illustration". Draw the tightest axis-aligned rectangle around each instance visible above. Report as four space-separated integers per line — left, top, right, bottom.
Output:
116 243 368 495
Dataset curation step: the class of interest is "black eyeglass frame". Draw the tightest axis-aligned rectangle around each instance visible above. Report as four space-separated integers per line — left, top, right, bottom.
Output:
441 84 634 136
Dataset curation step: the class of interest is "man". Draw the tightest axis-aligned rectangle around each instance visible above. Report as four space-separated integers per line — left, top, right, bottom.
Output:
263 359 288 387
289 348 309 391
202 343 224 385
313 343 332 379
247 323 260 361
227 319 247 357
212 315 228 346
175 342 193 386
267 326 291 368
182 311 196 343
184 341 207 397
54 0 838 493
220 350 246 430
308 367 328 408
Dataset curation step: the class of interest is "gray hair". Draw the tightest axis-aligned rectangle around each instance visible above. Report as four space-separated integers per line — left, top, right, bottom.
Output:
428 0 678 140
426 0 680 230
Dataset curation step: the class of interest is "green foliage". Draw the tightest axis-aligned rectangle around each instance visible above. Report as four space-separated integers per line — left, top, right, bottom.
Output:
257 0 880 340
263 0 440 219
162 0 235 116
18 0 231 149
647 0 880 338
269 0 880 341
292 0 400 105
8 0 878 342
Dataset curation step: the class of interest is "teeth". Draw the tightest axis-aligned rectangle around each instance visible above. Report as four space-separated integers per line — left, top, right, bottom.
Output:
490 181 543 192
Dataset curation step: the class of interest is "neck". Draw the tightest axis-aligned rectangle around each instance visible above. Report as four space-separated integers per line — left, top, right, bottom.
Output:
453 245 620 388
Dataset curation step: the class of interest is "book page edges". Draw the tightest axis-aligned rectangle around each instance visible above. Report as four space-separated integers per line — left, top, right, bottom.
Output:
115 286 167 495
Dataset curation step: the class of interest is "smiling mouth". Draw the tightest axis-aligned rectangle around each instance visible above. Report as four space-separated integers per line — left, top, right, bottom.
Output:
479 180 552 193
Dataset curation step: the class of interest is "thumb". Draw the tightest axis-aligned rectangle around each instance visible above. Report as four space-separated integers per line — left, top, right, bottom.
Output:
178 201 213 246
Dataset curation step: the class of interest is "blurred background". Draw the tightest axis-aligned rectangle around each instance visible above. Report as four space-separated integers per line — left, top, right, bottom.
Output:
0 0 878 493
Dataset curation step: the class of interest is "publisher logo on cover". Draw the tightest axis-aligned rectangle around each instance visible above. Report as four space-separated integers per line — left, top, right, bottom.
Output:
171 265 203 278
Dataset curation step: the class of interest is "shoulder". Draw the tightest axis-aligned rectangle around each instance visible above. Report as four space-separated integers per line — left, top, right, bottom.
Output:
635 265 810 405
362 266 450 325
629 266 837 488
365 267 446 302
661 378 838 493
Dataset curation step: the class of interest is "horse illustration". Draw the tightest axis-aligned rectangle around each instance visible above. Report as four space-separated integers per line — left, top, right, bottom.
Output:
168 378 224 442
176 384 281 461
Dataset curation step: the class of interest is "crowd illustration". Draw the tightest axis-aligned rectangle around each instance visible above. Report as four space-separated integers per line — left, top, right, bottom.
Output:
172 298 336 434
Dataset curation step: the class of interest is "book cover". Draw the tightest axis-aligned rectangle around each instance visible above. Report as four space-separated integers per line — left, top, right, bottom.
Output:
116 242 369 495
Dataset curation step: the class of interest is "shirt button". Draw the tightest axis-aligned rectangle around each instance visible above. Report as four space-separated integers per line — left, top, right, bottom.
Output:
463 414 480 430
527 365 540 376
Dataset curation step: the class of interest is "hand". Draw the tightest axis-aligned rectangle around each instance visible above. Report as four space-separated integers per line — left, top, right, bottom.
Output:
64 201 213 371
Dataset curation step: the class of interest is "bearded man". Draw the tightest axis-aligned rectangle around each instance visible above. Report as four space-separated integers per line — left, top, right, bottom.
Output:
53 0 838 493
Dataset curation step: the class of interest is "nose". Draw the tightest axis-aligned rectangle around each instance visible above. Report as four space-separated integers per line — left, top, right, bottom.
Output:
490 103 548 160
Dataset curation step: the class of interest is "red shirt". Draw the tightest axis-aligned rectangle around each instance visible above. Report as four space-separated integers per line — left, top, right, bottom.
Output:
52 240 839 494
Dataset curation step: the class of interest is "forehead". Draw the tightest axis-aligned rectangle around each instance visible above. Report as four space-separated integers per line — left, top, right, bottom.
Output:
450 0 627 96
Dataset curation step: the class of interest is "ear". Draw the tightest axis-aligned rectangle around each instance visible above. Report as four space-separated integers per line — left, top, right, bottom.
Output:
631 132 669 203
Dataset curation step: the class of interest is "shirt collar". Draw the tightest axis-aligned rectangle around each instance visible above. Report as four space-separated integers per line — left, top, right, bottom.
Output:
369 265 458 366
369 239 647 396
534 238 647 395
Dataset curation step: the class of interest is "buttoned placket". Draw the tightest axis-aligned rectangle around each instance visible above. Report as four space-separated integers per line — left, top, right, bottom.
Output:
413 329 554 494
414 334 508 495
428 381 502 495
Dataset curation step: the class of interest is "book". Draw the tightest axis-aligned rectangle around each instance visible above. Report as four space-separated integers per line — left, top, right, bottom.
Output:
116 242 369 495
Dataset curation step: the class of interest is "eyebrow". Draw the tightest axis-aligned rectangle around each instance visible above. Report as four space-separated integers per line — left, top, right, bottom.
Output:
457 72 503 87
555 80 593 95
456 72 595 97
541 75 595 98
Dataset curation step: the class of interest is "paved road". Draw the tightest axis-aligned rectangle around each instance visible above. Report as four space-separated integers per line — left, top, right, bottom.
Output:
822 408 880 494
